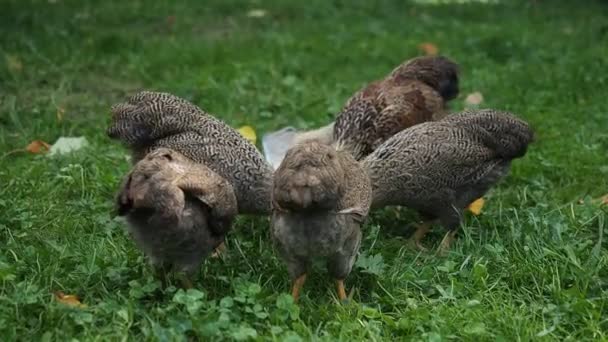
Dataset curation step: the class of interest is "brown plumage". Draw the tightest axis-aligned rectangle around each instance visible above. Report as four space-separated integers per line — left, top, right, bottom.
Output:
362 109 533 253
116 148 238 286
271 142 372 302
108 91 273 215
334 56 459 160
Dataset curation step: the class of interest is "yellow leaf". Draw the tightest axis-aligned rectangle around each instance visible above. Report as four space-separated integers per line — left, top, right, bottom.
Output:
418 42 438 56
5 54 23 73
54 291 87 308
237 125 257 145
26 140 51 154
467 197 485 215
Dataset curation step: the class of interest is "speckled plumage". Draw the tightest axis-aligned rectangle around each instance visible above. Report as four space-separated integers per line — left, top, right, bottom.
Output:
108 91 273 215
116 148 238 279
362 109 533 250
271 142 372 300
334 56 459 160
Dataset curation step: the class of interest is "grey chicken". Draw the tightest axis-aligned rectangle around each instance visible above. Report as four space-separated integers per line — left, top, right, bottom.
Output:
116 148 238 287
272 142 372 302
362 109 534 253
334 55 460 160
108 91 273 215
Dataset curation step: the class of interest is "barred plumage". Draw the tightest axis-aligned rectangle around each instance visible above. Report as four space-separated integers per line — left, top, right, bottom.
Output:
362 109 534 252
108 91 274 215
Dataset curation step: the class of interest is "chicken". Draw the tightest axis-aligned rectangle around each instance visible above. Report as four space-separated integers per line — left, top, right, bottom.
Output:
116 148 238 287
261 56 459 167
108 91 273 215
334 55 460 160
362 109 533 254
272 142 372 302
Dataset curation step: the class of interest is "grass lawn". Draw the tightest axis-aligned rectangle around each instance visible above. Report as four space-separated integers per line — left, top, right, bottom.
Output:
1 0 607 340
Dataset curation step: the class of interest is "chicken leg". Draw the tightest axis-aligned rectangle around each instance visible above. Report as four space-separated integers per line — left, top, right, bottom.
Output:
438 230 458 256
291 273 307 302
335 279 347 301
409 221 433 251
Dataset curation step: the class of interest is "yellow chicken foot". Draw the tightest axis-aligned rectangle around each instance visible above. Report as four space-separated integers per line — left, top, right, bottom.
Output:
291 273 307 302
335 279 348 302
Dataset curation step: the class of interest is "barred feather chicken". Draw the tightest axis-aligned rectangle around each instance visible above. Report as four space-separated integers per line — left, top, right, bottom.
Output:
116 148 238 287
362 109 533 254
272 142 372 302
334 55 459 160
108 91 274 215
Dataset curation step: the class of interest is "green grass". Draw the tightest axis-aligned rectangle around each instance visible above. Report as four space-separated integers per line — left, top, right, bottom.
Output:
1 0 607 340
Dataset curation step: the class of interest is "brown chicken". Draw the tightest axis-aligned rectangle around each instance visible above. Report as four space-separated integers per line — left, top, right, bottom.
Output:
334 55 459 160
262 56 460 166
271 142 372 302
116 148 238 287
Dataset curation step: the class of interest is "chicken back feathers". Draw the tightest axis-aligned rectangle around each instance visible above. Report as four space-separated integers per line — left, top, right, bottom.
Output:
108 91 273 215
334 56 459 160
363 109 534 216
116 148 238 273
272 142 372 216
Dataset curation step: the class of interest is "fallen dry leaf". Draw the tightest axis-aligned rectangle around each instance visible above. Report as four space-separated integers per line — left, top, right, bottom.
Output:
247 9 267 18
418 42 439 56
26 140 51 154
467 197 485 215
54 291 87 308
465 92 484 106
579 196 608 206
237 125 257 145
5 54 23 73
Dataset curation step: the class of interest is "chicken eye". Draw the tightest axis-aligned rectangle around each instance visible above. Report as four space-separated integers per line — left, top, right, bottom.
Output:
162 153 173 161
